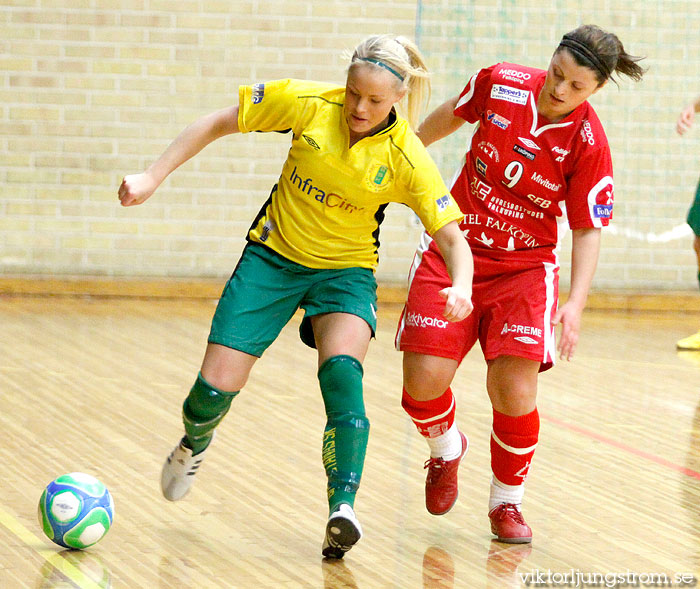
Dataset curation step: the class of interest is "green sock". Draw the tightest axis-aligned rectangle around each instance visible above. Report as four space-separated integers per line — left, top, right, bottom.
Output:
318 355 370 514
182 373 239 454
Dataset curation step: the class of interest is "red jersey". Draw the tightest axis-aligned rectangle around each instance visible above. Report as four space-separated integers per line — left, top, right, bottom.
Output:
441 62 614 265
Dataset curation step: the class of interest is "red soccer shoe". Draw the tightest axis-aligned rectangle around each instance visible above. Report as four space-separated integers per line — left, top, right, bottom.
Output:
424 431 468 515
488 503 533 543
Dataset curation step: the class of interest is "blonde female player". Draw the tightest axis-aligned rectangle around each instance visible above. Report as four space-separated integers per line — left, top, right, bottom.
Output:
118 35 473 559
395 24 645 543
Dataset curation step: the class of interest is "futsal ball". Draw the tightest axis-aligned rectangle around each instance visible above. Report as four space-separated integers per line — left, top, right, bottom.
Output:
37 472 114 549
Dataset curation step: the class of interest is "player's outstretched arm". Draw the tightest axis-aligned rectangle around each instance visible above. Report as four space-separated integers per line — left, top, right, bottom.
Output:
118 106 240 206
432 220 474 322
416 95 466 147
552 227 601 361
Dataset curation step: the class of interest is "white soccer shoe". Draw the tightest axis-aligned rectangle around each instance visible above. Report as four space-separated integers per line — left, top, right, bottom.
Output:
160 435 212 501
322 503 363 559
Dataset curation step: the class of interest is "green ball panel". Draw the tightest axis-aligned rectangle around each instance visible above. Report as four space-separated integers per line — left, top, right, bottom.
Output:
62 508 112 549
37 489 54 541
54 473 106 497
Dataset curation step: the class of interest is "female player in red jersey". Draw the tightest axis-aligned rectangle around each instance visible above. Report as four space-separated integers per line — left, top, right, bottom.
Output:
395 24 645 543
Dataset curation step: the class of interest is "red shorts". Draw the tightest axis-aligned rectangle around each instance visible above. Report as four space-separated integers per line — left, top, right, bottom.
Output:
395 240 559 371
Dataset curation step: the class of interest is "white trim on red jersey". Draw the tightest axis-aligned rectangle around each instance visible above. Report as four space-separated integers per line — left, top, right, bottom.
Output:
455 73 478 111
527 91 574 137
543 260 558 364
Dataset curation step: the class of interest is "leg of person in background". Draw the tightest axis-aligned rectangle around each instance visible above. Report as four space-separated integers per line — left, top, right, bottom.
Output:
402 352 469 516
677 234 700 351
486 355 539 544
677 177 700 351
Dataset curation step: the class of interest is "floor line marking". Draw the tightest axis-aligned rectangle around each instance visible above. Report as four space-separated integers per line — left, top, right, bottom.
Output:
0 506 104 589
541 413 700 481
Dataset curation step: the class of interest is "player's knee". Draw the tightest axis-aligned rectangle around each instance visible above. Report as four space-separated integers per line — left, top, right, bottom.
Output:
183 372 239 426
200 344 253 391
487 376 537 416
183 374 239 448
402 353 455 399
318 355 366 417
402 377 451 401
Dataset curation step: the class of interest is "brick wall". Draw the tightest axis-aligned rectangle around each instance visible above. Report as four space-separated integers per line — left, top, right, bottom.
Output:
2 0 699 291
417 0 700 292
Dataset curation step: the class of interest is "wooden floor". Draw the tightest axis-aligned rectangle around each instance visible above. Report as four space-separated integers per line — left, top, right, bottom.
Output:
2 296 700 588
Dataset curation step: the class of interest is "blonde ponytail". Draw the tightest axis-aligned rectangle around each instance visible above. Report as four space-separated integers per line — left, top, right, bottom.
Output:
349 35 431 129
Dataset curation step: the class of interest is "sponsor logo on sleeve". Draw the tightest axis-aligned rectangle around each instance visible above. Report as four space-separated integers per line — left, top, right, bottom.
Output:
593 204 613 218
436 195 451 211
580 120 595 145
490 84 529 105
252 83 265 104
591 182 614 219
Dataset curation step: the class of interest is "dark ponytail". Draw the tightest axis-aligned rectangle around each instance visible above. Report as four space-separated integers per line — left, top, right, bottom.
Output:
557 24 646 86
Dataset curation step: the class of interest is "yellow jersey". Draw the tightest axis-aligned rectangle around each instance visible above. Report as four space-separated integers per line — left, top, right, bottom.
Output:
238 78 463 270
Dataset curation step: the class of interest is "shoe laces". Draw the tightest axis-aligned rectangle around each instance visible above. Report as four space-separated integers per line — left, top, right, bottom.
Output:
424 457 453 483
493 503 525 525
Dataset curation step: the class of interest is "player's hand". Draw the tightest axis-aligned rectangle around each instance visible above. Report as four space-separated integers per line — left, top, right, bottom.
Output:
438 286 473 322
677 105 695 136
551 302 582 361
118 172 159 206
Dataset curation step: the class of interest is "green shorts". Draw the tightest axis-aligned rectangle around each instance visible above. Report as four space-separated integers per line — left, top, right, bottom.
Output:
688 176 700 237
208 243 378 357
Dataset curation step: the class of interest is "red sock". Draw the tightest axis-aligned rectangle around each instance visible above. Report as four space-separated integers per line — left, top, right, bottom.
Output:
490 408 539 486
401 387 455 438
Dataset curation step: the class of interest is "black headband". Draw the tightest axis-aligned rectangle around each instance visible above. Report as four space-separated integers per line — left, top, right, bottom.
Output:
559 35 610 80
